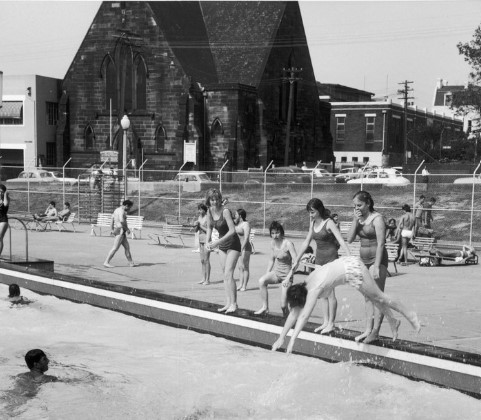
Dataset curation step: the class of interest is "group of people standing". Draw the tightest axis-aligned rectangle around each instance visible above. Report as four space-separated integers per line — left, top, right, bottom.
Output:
193 188 419 348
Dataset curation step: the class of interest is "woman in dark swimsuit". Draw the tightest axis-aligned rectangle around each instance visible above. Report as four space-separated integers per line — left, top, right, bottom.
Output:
0 184 10 256
291 198 350 334
347 190 388 344
205 189 241 314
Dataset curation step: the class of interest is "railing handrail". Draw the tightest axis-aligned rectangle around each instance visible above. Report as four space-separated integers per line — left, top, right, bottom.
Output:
7 217 29 261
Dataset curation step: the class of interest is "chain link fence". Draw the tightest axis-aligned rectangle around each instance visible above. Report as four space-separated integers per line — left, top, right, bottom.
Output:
2 165 480 244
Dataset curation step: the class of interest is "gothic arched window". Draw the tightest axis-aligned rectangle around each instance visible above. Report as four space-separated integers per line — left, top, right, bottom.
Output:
154 124 167 152
85 124 95 150
211 118 224 137
100 54 117 110
134 54 148 110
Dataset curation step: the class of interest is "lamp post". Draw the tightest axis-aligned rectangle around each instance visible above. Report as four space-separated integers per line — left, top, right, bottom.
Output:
120 114 130 200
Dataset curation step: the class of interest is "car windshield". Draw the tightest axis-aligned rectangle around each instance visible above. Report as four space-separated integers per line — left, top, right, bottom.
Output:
198 174 210 181
50 172 62 178
40 172 53 178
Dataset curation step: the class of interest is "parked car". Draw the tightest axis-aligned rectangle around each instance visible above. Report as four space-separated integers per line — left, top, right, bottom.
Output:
453 174 481 184
347 168 410 185
335 167 361 183
303 168 334 179
47 171 79 186
246 166 311 184
6 169 60 185
165 171 215 192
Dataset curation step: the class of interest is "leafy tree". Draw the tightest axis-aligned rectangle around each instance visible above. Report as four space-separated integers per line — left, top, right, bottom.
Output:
452 27 481 116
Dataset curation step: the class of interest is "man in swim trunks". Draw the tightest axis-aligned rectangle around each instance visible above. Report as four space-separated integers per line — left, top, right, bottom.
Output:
414 195 425 236
398 204 415 265
103 200 137 268
271 256 421 354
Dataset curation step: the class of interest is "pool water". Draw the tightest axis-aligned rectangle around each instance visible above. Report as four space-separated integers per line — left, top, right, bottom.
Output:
1 285 480 419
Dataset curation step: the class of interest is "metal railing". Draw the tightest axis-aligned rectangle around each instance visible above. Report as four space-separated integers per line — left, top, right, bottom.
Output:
2 164 481 244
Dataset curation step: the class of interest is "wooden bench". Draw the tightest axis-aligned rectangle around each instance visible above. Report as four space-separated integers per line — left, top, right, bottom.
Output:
91 213 144 239
385 241 400 275
411 236 436 252
339 221 352 239
126 215 144 239
148 224 185 247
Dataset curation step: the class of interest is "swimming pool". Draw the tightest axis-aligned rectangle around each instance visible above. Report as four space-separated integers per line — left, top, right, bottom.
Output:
1 285 480 419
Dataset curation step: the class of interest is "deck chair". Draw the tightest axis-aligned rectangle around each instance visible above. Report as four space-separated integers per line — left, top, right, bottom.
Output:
419 247 478 267
53 213 77 232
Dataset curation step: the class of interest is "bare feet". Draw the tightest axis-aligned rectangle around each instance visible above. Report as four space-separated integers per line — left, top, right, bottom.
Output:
320 323 335 335
129 262 138 267
225 304 237 314
218 305 229 312
407 311 421 333
314 322 329 333
238 287 246 292
254 307 268 315
201 281 211 286
387 318 401 341
197 280 205 284
103 263 114 268
355 330 372 342
363 331 381 344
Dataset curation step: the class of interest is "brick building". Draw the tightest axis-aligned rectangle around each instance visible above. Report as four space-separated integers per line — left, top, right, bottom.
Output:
57 1 331 172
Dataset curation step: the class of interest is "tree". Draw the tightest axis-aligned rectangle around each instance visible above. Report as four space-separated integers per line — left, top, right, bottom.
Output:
452 26 481 116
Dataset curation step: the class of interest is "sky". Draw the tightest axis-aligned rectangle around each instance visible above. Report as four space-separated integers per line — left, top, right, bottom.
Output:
1 0 481 109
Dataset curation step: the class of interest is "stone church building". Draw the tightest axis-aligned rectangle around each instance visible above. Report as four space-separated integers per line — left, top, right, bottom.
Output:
57 1 331 172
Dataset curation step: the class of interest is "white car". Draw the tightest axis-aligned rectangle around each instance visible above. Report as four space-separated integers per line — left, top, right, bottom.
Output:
47 171 79 186
453 175 481 184
347 168 410 185
6 169 59 184
303 168 334 178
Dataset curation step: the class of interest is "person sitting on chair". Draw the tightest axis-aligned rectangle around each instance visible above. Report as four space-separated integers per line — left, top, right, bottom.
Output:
432 245 476 262
57 202 71 222
33 201 57 222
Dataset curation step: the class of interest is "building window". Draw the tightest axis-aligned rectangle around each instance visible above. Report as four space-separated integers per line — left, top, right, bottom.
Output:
363 157 369 163
352 157 358 163
46 142 56 166
46 102 58 125
211 118 224 136
336 117 345 142
154 124 166 152
365 116 375 142
0 101 23 125
101 54 118 110
341 157 347 163
85 124 95 150
444 93 452 106
134 55 148 110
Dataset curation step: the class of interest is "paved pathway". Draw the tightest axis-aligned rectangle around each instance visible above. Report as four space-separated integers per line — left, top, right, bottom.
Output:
6 223 481 354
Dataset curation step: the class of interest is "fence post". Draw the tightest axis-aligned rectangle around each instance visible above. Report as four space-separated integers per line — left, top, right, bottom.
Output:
310 160 322 198
412 160 425 216
469 160 481 245
263 160 274 234
219 160 229 193
62 158 72 205
177 162 188 222
138 159 148 217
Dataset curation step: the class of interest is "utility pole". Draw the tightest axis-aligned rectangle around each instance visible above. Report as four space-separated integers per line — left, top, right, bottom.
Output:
398 80 414 165
282 67 302 166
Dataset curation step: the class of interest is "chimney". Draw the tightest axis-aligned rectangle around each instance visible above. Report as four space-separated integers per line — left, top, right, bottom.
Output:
436 78 443 89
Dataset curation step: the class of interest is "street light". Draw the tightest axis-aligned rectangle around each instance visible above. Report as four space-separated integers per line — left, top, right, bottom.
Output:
120 114 130 199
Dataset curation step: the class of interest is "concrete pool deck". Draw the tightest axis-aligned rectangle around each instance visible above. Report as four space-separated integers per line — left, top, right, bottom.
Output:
4 223 481 355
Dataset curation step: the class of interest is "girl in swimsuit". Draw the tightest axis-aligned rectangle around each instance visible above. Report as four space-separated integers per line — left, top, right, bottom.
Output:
205 189 241 314
195 203 211 285
234 209 252 292
271 256 421 354
291 198 350 334
254 221 297 317
0 184 10 256
347 190 389 344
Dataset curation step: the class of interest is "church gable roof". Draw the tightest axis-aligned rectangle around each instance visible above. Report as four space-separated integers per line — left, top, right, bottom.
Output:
200 1 286 87
148 1 218 84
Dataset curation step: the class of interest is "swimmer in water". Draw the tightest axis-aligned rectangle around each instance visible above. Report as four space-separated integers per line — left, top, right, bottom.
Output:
272 256 421 354
8 284 31 305
16 349 57 383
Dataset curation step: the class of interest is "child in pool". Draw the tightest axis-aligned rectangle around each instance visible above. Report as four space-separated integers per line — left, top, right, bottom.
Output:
8 284 31 305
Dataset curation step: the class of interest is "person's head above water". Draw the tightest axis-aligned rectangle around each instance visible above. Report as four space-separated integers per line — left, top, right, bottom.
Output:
25 349 49 372
8 284 20 298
